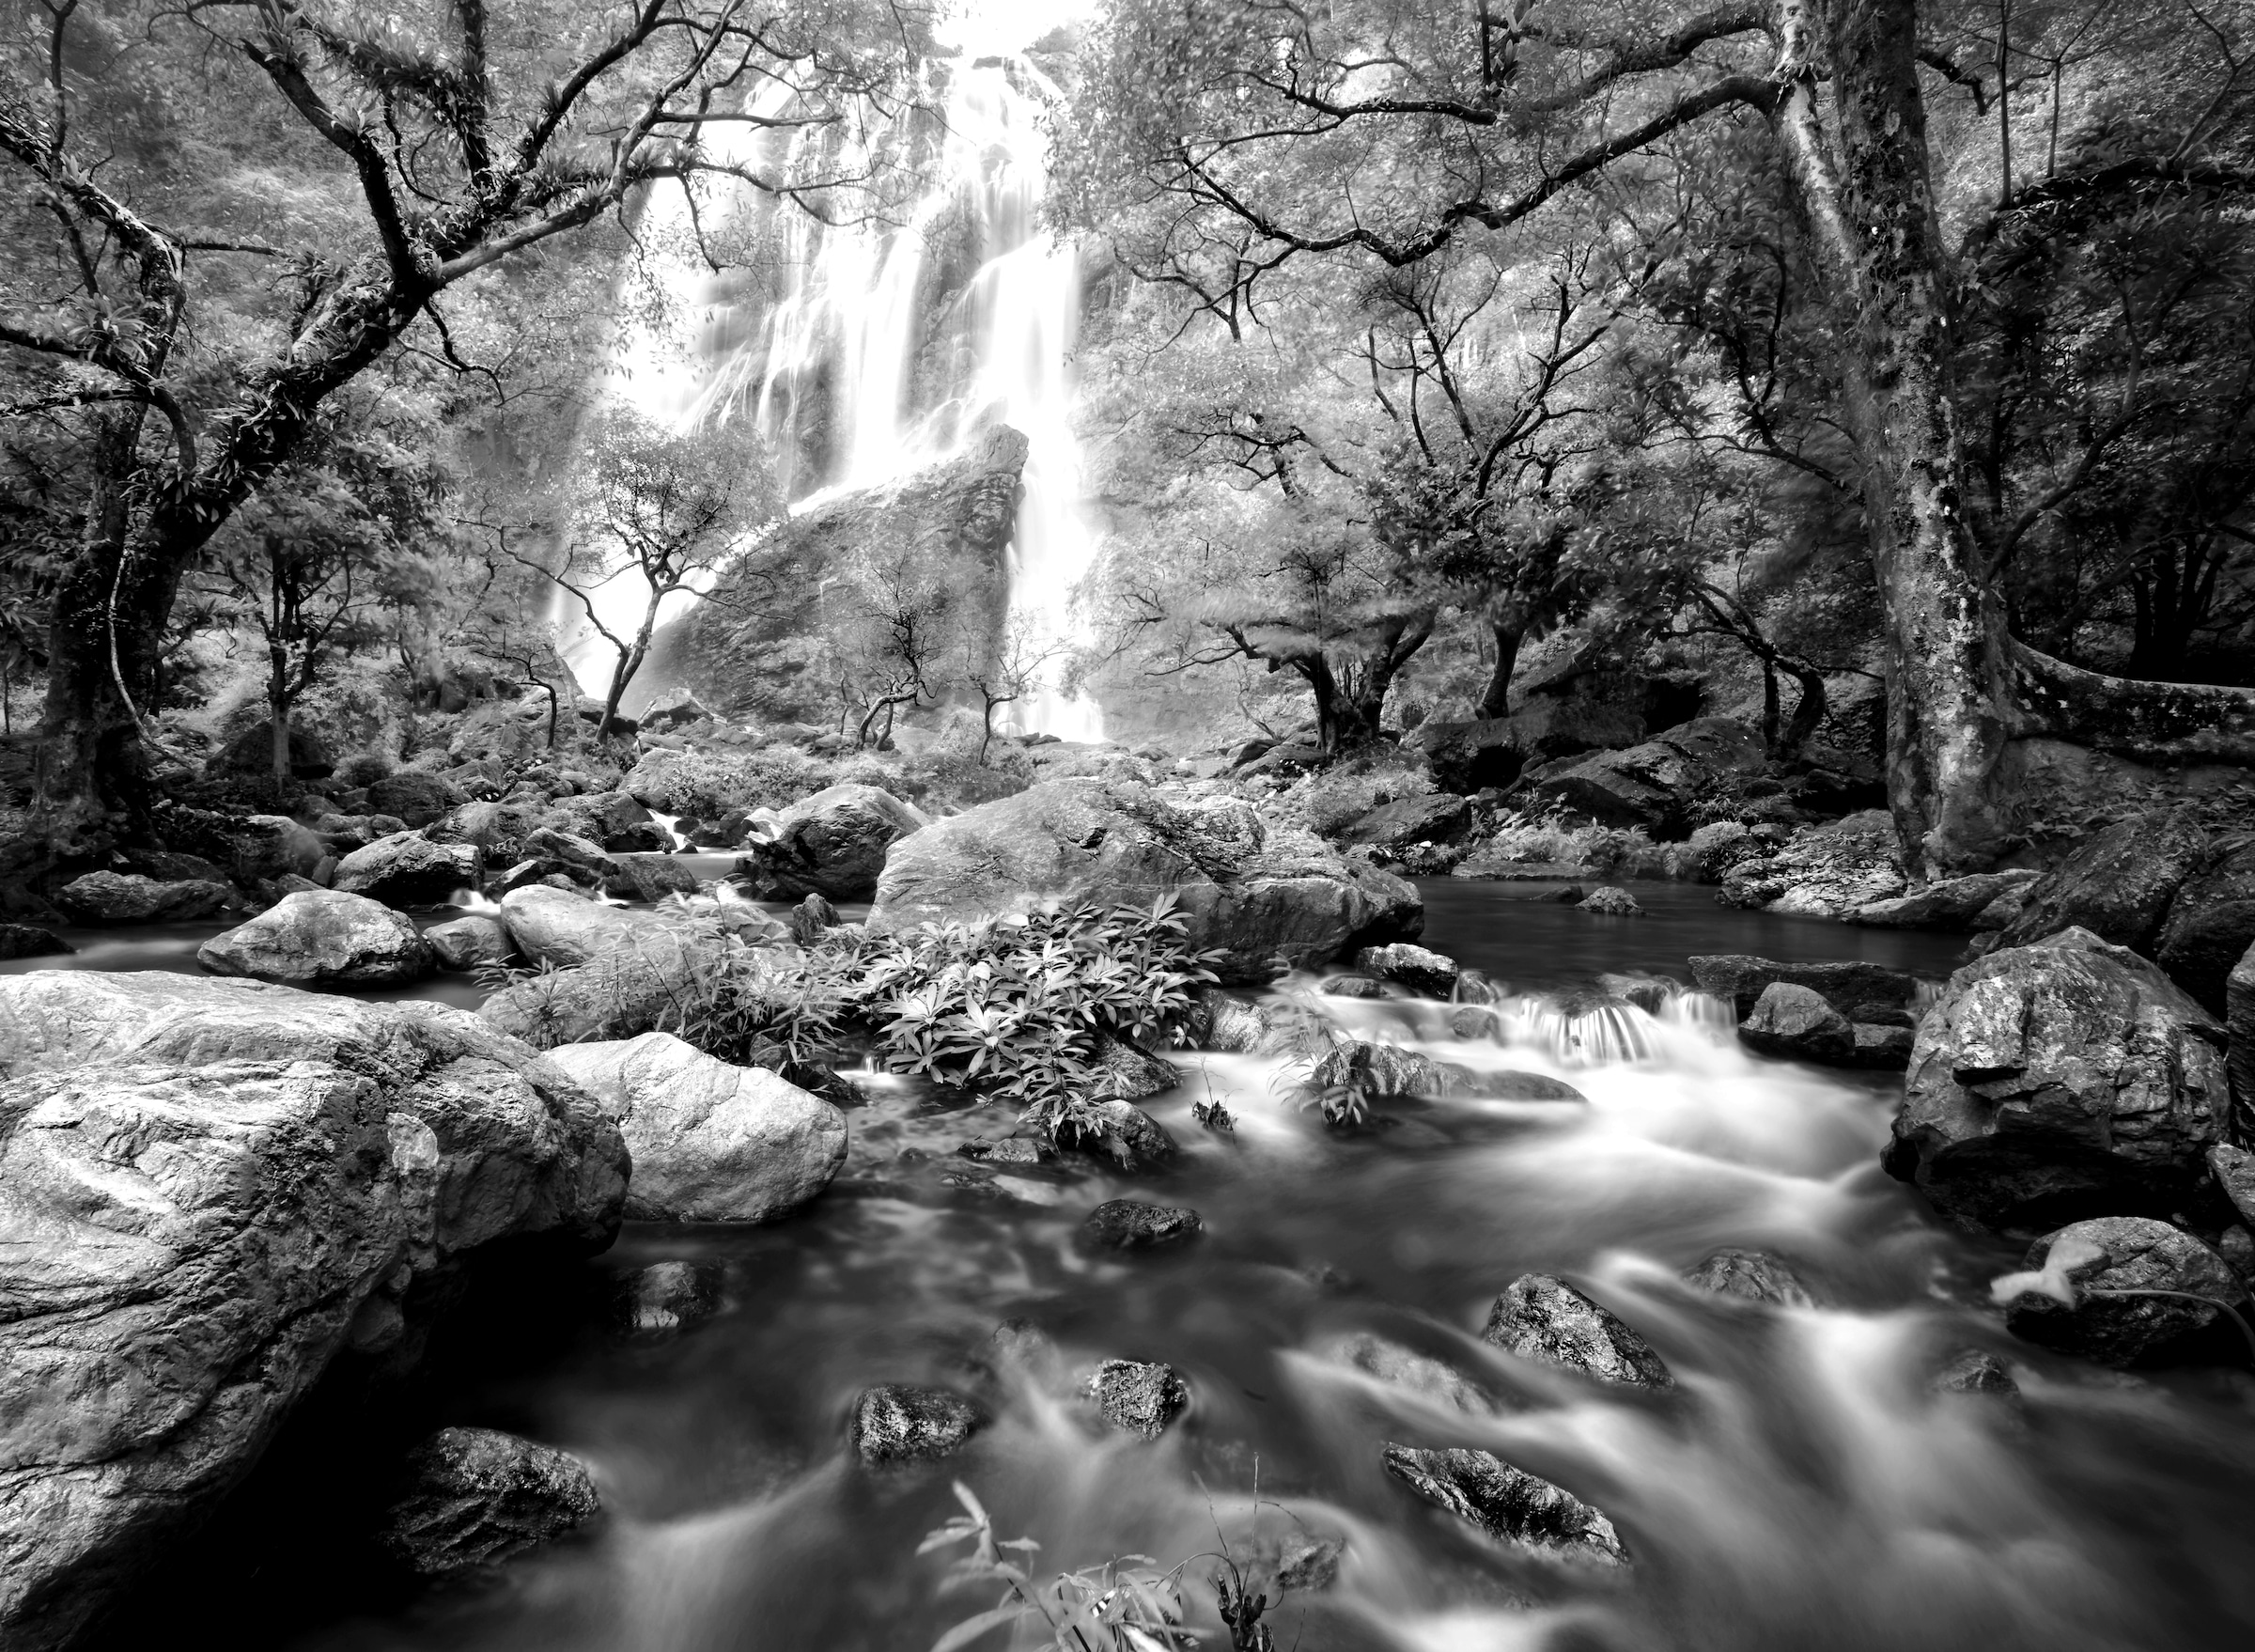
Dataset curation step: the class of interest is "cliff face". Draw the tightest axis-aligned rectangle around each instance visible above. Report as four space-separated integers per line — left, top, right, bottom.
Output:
632 426 1028 725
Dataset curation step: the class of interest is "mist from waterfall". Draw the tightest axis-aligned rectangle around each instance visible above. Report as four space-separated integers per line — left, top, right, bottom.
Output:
568 27 1104 741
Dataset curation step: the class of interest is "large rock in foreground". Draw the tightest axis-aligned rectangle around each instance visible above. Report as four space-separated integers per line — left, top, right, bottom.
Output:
870 779 1421 984
196 890 436 987
544 1031 847 1223
0 972 627 1652
1884 929 2228 1235
738 783 926 901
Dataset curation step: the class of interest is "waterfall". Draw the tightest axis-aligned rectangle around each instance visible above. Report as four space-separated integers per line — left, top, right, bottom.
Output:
568 32 1104 740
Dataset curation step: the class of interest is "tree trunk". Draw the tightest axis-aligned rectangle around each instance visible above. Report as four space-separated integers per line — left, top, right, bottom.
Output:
1779 0 2019 874
1779 665 1828 758
1475 621 1523 719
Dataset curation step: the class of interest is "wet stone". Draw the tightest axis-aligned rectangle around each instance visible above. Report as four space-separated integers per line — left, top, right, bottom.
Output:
1381 1445 1625 1565
1355 942 1461 996
615 1260 725 1342
851 1384 984 1465
1684 1248 1818 1308
1481 1274 1674 1389
956 1136 1054 1166
380 1426 600 1578
1933 1348 2021 1401
1448 1005 1501 1040
1578 886 1642 916
1334 1332 1497 1413
1273 1534 1345 1591
1318 974 1390 999
1081 1199 1204 1252
1082 1358 1190 1438
1055 1099 1180 1172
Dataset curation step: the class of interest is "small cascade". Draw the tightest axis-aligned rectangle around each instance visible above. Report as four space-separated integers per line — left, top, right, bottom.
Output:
1510 996 1665 1066
1661 986 1739 1036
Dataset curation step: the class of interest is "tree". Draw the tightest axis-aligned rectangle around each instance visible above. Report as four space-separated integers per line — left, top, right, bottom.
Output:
0 0 932 852
964 616 1062 763
1066 0 2255 874
520 401 776 737
832 542 959 747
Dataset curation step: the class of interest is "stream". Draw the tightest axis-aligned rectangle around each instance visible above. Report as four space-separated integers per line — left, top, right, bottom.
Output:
22 881 2255 1652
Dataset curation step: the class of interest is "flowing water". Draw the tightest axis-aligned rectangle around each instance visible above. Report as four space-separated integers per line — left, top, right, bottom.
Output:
563 39 1104 740
28 881 2255 1652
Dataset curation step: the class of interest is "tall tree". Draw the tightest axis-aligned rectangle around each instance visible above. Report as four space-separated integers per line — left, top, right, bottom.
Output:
1067 0 2255 873
0 0 930 852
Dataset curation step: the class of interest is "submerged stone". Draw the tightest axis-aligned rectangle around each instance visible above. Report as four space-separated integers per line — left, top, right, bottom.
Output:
381 1427 600 1577
1081 1199 1203 1252
1683 1249 1818 1308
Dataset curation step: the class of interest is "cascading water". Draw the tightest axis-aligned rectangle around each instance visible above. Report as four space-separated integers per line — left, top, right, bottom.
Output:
563 25 1105 740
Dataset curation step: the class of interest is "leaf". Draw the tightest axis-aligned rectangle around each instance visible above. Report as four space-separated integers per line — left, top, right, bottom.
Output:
930 1604 1028 1652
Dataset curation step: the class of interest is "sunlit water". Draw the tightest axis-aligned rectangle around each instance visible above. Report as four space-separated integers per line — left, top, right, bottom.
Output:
21 881 2255 1652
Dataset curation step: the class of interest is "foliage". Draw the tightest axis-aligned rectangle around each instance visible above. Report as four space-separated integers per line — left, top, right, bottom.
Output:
860 896 1221 1137
921 1481 1193 1652
1474 807 1667 877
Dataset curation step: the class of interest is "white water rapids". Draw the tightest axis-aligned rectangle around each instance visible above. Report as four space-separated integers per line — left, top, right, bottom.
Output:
561 27 1104 740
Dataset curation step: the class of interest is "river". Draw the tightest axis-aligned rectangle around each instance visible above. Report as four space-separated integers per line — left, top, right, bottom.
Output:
27 881 2255 1652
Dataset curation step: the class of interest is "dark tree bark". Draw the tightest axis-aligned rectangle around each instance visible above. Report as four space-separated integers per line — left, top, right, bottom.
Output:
1476 621 1523 720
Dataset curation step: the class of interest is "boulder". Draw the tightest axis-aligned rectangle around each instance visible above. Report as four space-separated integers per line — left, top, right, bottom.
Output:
1081 1359 1189 1439
0 971 625 1651
2153 838 2255 1013
1994 806 2213 953
543 1032 847 1223
2212 1144 2255 1228
1884 928 2228 1234
1057 1100 1181 1171
222 815 329 884
2232 941 2255 1137
1683 1249 1817 1308
478 927 722 1048
1332 1333 1497 1413
1091 1034 1178 1102
0 925 71 959
424 913 514 973
522 826 616 878
1307 1043 1583 1106
1736 982 1854 1065
1318 974 1389 998
1718 810 1905 916
1080 1200 1203 1252
1336 794 1472 850
495 883 646 968
331 833 481 909
1516 716 1765 837
1380 1446 1625 1564
545 790 668 854
851 1384 983 1466
1851 869 2041 931
428 799 546 867
614 1260 726 1341
1480 1274 1673 1389
605 852 700 903
738 784 927 901
54 872 230 926
365 771 465 829
1355 943 1460 996
379 1426 600 1577
1408 695 1648 793
1998 1216 2242 1366
195 890 436 987
1183 988 1317 1057
1687 955 1933 1026
210 720 334 779
870 779 1422 985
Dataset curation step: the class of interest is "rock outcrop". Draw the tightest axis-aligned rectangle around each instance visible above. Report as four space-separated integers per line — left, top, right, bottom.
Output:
54 872 230 926
544 1032 847 1223
641 428 1027 723
871 779 1422 984
1718 810 1906 916
2152 838 2255 1014
1884 929 2228 1234
196 890 437 987
738 783 928 901
1993 807 2212 954
0 971 626 1652
1516 716 1765 837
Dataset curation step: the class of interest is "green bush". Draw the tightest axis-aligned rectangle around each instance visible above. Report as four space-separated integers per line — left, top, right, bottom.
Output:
1475 806 1667 876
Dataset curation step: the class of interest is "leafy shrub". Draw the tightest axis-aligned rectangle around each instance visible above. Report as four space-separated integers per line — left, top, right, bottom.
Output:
923 1481 1195 1652
626 743 840 817
860 896 1220 1137
1272 750 1435 839
1473 806 1668 876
